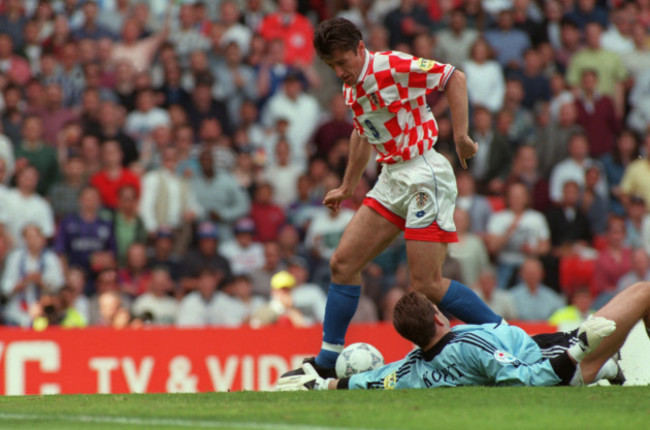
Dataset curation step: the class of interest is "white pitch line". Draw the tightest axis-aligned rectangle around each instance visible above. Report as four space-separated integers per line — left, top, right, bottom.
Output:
0 412 389 430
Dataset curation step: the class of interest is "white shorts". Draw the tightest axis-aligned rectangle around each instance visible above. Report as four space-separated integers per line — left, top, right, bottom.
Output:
364 149 458 242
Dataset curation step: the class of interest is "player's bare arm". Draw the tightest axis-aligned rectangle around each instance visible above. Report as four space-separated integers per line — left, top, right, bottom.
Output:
323 131 371 213
444 70 477 169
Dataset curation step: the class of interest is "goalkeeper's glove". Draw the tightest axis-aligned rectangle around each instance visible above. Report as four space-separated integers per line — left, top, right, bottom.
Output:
275 363 334 391
568 316 616 363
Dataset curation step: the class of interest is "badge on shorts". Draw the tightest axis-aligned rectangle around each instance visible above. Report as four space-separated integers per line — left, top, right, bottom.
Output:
493 350 517 364
415 192 428 209
417 58 436 72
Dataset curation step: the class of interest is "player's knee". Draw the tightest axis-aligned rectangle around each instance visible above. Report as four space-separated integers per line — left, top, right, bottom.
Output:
330 252 354 281
410 274 446 303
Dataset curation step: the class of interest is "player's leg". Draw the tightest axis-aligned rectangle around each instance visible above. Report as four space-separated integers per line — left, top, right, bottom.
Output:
406 240 502 324
579 282 650 383
315 205 402 369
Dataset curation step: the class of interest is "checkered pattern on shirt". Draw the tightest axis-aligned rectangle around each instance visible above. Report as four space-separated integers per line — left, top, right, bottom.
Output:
343 50 455 164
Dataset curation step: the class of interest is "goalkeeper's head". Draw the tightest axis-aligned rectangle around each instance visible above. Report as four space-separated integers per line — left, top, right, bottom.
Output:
393 292 450 349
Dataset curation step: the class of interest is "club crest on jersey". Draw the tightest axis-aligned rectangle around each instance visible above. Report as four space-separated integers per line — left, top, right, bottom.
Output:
383 372 397 390
493 350 517 364
368 92 380 108
415 192 428 209
418 58 436 72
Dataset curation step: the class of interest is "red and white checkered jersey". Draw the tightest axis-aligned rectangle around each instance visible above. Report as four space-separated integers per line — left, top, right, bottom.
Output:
343 50 455 164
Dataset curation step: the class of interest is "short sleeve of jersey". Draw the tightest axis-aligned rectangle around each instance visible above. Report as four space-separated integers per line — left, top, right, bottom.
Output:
376 51 456 103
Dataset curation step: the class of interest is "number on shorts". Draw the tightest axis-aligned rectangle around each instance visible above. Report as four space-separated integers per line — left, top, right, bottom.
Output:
364 119 381 139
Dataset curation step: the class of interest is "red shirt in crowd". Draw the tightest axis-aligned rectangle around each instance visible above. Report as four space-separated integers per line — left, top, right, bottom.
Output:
90 168 140 209
250 202 286 243
259 12 315 66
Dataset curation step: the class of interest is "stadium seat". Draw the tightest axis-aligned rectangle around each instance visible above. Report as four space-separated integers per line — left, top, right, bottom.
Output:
559 255 595 297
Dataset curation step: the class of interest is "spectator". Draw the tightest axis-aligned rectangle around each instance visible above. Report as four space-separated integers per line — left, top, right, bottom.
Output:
210 275 266 327
512 48 551 110
565 0 609 30
147 228 181 283
124 88 171 143
250 270 308 327
455 171 493 236
484 9 531 69
474 268 519 321
581 164 610 235
545 181 593 259
599 6 634 56
1 225 64 327
131 267 177 325
178 221 230 294
192 148 250 241
156 62 191 110
286 174 320 233
52 42 85 108
263 139 305 209
92 288 131 328
622 22 650 78
176 268 219 327
510 258 565 320
248 241 285 299
250 182 286 243
383 0 432 49
620 133 650 211
111 185 147 268
435 8 479 69
0 0 28 50
27 82 80 146
2 84 24 145
3 167 55 248
467 106 512 194
487 181 551 289
601 129 639 215
463 39 505 113
506 145 551 213
262 71 320 167
616 248 650 292
541 0 564 50
186 76 232 136
55 186 116 295
73 0 115 41
448 208 490 289
110 17 169 73
566 21 627 118
168 4 210 67
118 243 152 300
94 101 139 167
548 287 594 329
286 257 326 323
259 0 315 66
0 33 30 86
312 94 354 159
548 73 575 123
64 266 90 323
574 69 621 158
219 218 265 277
89 140 140 210
213 42 258 127
591 216 633 307
220 0 253 57
625 195 650 249
47 155 85 220
14 116 60 195
139 145 203 254
549 132 607 204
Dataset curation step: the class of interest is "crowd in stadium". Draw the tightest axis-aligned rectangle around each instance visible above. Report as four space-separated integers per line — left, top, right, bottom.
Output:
0 0 649 330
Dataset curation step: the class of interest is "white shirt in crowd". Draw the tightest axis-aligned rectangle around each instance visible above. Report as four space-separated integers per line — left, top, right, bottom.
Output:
139 169 204 232
487 209 550 265
175 291 216 327
125 108 171 141
132 293 179 325
548 158 608 203
263 164 305 208
305 208 355 260
463 60 505 113
210 293 266 327
1 248 64 327
218 240 265 275
2 189 55 247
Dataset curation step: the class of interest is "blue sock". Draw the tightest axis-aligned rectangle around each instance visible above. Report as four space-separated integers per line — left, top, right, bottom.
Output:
315 283 361 368
439 280 502 324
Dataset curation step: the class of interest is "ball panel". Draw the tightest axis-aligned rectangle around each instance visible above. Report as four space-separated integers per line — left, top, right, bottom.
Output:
335 342 385 378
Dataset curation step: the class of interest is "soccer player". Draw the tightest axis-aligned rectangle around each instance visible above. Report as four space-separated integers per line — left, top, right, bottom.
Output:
284 18 502 378
278 281 650 391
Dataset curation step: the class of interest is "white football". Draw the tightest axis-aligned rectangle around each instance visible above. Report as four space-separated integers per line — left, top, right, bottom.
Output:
335 342 385 378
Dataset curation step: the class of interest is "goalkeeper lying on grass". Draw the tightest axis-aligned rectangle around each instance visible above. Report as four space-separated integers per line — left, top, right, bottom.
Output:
277 281 650 391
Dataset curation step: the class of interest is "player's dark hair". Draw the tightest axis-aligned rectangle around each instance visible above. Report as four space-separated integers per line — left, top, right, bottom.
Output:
313 17 362 59
393 292 438 349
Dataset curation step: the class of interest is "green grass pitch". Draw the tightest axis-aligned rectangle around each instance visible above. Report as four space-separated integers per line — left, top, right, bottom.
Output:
0 387 648 430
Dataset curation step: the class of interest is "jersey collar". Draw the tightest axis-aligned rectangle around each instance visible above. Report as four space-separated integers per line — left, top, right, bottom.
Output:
422 331 456 361
356 49 371 85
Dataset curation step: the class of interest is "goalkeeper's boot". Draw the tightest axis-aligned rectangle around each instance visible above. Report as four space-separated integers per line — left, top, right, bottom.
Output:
281 357 337 379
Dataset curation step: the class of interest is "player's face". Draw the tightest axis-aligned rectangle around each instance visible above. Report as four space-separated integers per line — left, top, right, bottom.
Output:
323 42 367 86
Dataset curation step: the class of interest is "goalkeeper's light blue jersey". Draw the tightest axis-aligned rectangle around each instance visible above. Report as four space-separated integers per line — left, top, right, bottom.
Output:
348 323 563 389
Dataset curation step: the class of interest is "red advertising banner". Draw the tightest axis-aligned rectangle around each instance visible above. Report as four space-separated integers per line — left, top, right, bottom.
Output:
0 322 554 395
